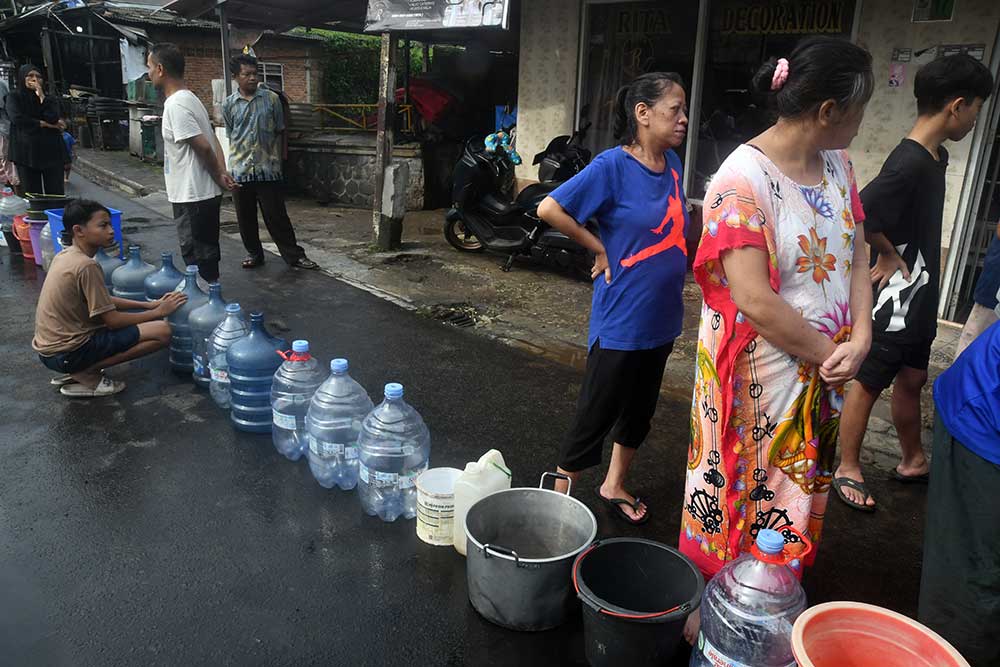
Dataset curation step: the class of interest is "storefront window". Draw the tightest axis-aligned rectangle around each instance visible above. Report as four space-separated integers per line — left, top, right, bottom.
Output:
577 1 699 159
691 0 856 198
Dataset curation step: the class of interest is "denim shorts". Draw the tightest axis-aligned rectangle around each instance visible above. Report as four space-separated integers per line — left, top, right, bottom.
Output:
39 326 140 374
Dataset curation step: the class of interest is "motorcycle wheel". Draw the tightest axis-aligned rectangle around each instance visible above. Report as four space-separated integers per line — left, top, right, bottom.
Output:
444 218 485 253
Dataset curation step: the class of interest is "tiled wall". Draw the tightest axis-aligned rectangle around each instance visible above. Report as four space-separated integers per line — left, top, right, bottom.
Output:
853 0 1000 252
514 0 582 181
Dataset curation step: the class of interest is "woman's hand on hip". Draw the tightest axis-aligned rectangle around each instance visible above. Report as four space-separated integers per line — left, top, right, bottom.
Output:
819 340 869 387
592 249 611 284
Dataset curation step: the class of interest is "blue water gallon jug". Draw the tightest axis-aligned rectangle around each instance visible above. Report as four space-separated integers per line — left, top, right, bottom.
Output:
188 282 227 388
227 311 286 433
357 383 431 522
690 528 811 667
111 245 154 301
144 251 183 301
95 247 124 287
271 340 326 461
208 303 250 409
306 358 374 490
167 265 208 375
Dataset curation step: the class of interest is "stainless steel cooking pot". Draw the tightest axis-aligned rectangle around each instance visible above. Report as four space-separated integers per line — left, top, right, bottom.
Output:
465 472 598 631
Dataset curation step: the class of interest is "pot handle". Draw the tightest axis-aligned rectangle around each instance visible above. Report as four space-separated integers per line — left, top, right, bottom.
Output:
483 543 521 568
539 471 572 495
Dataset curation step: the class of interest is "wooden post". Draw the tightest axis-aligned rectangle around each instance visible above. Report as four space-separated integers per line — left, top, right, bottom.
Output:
402 37 411 105
40 27 55 95
218 2 232 97
87 16 97 89
422 43 430 73
371 32 397 250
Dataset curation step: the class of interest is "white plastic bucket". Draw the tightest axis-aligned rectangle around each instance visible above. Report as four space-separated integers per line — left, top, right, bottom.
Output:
416 467 462 546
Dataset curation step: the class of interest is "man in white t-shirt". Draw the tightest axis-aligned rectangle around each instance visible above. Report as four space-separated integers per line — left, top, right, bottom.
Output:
147 43 236 282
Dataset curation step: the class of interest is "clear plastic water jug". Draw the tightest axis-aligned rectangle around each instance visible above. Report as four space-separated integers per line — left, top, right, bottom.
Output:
305 358 374 489
0 187 28 235
39 222 55 271
227 311 286 433
111 245 155 302
271 340 326 461
167 265 208 375
690 528 812 667
144 251 183 301
208 303 250 409
188 282 227 388
357 383 431 522
452 449 511 555
95 247 125 287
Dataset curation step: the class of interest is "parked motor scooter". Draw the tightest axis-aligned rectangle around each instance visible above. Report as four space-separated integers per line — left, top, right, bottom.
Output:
532 123 592 183
444 132 594 274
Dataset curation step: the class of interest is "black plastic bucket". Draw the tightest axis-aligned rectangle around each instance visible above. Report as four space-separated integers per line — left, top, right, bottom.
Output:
573 538 703 666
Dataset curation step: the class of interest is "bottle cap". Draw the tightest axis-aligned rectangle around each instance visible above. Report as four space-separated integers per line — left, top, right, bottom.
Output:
161 251 172 259
225 303 241 313
385 382 404 399
756 529 785 555
331 358 348 373
292 340 309 353
185 265 198 274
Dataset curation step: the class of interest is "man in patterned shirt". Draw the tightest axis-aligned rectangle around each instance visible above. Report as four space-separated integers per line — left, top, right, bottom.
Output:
222 54 317 270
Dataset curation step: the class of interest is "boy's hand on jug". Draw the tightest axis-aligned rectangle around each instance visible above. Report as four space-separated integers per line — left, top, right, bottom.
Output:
154 291 188 317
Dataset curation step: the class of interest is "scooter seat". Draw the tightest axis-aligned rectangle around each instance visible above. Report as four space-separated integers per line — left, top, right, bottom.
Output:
479 193 523 218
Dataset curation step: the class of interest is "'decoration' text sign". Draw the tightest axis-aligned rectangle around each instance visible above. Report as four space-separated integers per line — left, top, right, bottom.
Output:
719 1 848 35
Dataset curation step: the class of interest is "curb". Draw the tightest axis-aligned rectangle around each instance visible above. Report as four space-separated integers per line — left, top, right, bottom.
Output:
74 156 151 198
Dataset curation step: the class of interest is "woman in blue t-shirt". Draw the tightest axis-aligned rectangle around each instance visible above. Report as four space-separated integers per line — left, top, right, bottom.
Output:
537 72 690 525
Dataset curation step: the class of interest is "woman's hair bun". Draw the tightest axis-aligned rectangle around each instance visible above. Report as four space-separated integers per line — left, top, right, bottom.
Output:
752 57 779 95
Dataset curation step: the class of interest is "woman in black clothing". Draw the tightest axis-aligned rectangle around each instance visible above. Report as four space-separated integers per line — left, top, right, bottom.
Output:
8 64 66 195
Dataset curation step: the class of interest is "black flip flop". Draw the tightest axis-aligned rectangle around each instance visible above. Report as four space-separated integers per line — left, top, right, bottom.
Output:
832 476 876 512
596 487 649 525
242 255 265 269
890 469 929 484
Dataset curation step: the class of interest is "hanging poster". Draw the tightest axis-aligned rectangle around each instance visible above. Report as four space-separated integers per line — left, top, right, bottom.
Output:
365 0 511 32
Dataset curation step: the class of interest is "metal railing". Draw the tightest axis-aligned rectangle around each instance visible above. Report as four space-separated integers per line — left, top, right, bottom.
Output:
308 103 414 133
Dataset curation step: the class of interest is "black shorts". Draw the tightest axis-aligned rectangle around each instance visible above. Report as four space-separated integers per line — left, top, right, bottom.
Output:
559 340 673 472
854 336 933 391
38 326 140 374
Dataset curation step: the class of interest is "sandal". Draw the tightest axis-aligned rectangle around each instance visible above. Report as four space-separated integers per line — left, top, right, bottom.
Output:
890 469 929 484
50 374 77 386
833 476 876 512
242 255 265 269
60 377 125 398
596 487 649 525
291 257 319 270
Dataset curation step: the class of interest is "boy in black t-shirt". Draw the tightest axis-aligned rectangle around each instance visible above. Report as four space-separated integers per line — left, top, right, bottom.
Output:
834 55 994 511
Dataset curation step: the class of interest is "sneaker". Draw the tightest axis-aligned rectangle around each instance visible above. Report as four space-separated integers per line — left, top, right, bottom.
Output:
60 377 125 398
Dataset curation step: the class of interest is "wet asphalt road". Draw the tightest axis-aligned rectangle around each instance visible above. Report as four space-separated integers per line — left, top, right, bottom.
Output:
0 178 929 666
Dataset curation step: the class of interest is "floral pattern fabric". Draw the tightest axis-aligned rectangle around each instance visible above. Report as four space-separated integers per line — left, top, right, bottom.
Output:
680 145 864 579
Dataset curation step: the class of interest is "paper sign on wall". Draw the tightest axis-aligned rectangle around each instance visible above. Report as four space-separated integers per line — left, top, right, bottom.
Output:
889 63 906 89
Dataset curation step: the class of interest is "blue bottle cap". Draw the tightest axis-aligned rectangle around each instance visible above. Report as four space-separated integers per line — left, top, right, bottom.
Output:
185 265 198 274
161 251 172 259
292 340 309 353
756 529 785 555
331 358 348 373
225 303 241 313
384 382 404 399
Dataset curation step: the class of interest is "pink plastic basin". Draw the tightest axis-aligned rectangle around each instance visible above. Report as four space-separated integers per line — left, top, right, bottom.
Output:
792 602 970 667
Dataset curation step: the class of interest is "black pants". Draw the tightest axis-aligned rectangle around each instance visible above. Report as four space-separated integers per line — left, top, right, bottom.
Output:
172 195 222 282
559 340 673 472
17 163 64 195
918 415 1000 667
233 181 304 264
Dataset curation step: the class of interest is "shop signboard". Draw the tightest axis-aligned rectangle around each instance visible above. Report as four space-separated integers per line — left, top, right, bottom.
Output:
912 0 955 23
365 0 511 32
718 1 849 35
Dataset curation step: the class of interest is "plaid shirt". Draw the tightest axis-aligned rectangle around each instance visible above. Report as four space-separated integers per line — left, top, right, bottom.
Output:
222 86 285 183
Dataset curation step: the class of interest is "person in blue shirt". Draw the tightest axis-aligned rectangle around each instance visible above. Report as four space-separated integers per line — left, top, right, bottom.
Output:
919 319 1000 666
537 72 690 525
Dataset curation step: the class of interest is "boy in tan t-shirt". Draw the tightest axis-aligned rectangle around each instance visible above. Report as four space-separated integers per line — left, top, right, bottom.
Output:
32 199 187 397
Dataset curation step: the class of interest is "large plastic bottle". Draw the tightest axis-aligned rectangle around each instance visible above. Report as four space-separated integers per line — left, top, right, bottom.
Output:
188 282 227 388
39 223 55 271
227 312 286 433
111 245 155 302
271 340 326 461
690 528 811 667
95 247 125 287
357 383 431 522
208 303 250 409
144 251 183 301
452 449 512 555
167 265 209 375
305 358 374 490
0 188 28 252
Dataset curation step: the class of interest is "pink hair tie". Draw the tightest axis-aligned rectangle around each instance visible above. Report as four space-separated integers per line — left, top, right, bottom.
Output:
771 58 790 91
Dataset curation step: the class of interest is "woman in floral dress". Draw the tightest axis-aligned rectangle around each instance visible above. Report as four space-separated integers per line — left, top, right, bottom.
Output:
680 36 875 610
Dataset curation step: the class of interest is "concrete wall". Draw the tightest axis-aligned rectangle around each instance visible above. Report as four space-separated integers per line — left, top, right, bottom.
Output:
852 0 1000 256
514 0 582 181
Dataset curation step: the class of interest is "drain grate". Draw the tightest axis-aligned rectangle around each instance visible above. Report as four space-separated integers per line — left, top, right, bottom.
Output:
426 303 481 328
